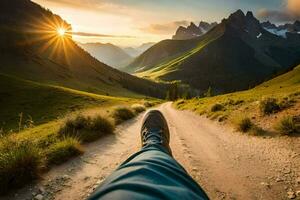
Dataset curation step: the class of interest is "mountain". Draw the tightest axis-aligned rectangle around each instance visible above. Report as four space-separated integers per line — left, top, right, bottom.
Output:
77 42 133 69
126 10 300 94
0 0 167 98
261 21 300 38
123 42 155 57
172 21 217 40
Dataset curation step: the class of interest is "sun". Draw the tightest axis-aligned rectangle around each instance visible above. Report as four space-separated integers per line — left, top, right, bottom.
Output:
57 28 66 36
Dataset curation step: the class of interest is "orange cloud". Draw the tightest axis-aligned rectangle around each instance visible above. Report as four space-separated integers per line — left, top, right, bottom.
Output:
141 21 190 35
287 0 300 14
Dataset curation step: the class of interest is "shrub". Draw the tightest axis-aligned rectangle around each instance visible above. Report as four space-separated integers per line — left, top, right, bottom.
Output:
278 97 295 109
275 116 299 135
89 115 115 133
111 107 136 125
46 137 83 165
0 139 43 194
143 101 154 108
176 99 185 105
59 114 115 142
131 104 146 114
259 98 280 115
249 126 267 136
210 103 224 112
234 116 253 133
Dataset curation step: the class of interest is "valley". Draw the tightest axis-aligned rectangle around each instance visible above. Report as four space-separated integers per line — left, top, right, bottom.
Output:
0 0 300 199
126 10 300 95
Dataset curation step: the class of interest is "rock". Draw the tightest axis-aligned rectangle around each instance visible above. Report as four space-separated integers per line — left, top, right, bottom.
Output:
62 174 70 180
96 180 102 185
287 191 296 199
285 186 289 190
192 167 198 172
92 185 98 191
35 194 44 200
260 182 271 188
296 177 300 185
276 177 283 182
296 191 300 197
39 187 45 194
84 176 90 181
283 168 291 174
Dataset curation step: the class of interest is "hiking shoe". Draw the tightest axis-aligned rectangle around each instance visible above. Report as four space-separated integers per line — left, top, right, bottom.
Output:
141 110 172 155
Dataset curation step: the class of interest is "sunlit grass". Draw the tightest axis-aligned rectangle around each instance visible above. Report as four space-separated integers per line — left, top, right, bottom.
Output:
174 65 300 135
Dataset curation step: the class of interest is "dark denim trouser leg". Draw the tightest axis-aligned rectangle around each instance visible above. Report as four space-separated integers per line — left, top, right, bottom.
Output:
88 143 209 200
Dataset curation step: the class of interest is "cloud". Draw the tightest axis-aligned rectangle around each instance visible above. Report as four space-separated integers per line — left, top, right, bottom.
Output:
72 31 136 38
257 9 298 22
141 21 190 35
36 0 103 10
287 0 300 14
257 0 300 23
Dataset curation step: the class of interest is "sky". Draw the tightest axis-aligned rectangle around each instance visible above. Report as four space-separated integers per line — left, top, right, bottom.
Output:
33 0 300 47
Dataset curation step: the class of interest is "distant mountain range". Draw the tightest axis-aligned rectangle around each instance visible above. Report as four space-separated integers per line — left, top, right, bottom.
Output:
78 42 133 69
126 10 300 94
172 21 217 40
77 42 155 69
261 20 300 38
123 42 155 57
0 0 167 98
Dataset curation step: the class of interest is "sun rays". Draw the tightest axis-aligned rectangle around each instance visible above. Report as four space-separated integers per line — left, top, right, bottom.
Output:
57 28 66 36
21 13 75 65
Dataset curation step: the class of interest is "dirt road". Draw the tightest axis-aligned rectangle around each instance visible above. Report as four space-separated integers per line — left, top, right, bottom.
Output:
6 103 300 200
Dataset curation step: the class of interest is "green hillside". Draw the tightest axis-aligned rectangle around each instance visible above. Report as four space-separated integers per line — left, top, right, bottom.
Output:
0 73 142 132
135 25 223 80
174 64 300 134
0 0 167 99
125 38 200 73
128 10 300 94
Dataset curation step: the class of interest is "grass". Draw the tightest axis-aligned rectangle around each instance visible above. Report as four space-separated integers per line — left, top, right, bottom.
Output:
0 96 158 193
0 139 43 194
0 73 142 133
259 98 280 115
275 116 300 135
174 64 300 136
46 137 84 165
233 116 253 133
59 114 115 142
131 104 146 114
0 75 160 193
210 103 224 112
134 27 223 81
111 107 136 125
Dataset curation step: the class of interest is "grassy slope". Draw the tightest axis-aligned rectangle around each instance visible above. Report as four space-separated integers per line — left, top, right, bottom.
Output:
0 0 167 99
135 28 223 80
0 73 148 132
174 65 300 132
125 39 198 73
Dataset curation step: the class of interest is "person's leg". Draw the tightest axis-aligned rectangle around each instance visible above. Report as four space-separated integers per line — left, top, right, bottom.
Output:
88 110 209 200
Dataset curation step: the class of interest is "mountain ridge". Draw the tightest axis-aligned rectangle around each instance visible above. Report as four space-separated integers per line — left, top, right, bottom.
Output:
77 42 133 69
172 21 217 40
127 9 300 94
0 0 167 98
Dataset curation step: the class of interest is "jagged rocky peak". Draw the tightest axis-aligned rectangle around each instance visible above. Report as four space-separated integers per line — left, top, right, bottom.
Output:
199 21 217 31
261 21 277 29
224 9 262 37
173 21 217 40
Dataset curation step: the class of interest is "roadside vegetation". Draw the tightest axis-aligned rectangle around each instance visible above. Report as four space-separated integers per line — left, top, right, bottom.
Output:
0 101 156 194
0 75 161 194
174 65 300 136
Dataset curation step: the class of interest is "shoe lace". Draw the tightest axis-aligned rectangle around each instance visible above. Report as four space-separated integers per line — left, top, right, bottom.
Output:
143 129 163 145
